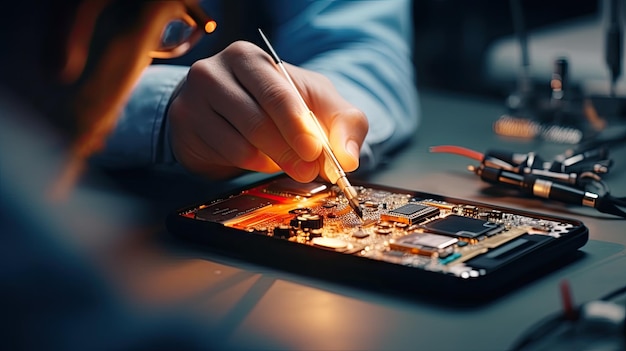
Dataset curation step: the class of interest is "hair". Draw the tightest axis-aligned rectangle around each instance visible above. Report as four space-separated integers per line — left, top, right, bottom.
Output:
0 0 147 139
0 1 82 135
0 1 83 78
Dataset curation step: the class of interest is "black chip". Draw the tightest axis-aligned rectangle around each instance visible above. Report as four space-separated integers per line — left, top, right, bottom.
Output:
394 203 426 215
195 195 277 223
423 215 502 239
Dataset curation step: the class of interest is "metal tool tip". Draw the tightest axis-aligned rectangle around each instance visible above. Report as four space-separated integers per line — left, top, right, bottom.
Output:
349 199 364 220
258 28 281 64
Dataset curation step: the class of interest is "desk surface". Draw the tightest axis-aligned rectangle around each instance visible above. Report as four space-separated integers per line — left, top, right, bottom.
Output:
116 91 626 351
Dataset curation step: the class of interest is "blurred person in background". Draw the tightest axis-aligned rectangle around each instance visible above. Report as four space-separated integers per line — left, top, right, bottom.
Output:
0 2 226 349
0 0 416 349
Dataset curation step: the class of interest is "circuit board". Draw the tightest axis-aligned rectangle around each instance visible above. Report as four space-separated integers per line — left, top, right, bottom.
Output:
168 176 589 300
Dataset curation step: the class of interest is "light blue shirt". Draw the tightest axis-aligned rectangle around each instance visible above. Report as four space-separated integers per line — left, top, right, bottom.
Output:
95 0 419 174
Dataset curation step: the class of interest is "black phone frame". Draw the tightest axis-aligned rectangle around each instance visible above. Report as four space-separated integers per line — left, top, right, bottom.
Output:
166 175 589 304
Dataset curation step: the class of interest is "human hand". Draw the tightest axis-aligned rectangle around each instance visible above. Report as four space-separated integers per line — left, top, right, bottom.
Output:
167 41 368 182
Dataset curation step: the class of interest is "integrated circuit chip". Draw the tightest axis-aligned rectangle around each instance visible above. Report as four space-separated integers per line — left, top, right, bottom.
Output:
195 195 277 223
423 215 503 239
390 233 458 257
380 203 440 225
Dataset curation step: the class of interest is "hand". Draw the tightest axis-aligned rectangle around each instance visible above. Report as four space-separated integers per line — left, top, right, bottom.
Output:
167 41 368 182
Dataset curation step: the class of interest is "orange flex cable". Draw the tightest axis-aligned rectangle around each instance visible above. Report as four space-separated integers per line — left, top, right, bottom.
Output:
429 145 485 162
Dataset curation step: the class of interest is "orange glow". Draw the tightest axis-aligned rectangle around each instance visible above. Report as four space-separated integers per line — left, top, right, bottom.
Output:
550 79 562 91
60 0 109 83
205 20 217 33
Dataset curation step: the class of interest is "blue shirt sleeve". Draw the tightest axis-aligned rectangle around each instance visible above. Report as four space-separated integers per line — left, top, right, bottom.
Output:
92 65 188 167
94 0 418 173
272 0 419 171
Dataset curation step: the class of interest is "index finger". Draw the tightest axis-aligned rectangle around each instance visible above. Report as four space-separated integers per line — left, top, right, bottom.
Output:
225 41 323 162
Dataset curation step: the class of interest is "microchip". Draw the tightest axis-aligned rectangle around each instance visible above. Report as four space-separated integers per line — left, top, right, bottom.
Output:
195 195 277 223
390 233 458 256
263 178 327 197
423 215 503 239
380 203 440 225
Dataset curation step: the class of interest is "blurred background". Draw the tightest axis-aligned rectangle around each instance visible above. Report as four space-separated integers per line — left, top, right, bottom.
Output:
412 0 607 98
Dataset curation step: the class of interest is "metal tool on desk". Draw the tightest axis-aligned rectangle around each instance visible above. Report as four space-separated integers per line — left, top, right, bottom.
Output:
430 145 626 218
258 29 363 219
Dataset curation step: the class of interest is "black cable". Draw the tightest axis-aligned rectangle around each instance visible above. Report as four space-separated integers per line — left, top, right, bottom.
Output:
475 165 626 218
432 146 625 218
509 313 569 351
596 194 626 218
510 282 626 351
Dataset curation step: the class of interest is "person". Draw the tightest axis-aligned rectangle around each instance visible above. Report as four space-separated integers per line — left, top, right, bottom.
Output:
94 0 419 183
0 0 416 349
0 1 255 349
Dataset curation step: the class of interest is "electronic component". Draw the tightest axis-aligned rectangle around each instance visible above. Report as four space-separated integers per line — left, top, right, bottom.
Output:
423 215 503 239
292 214 324 230
169 175 589 301
390 233 458 257
489 210 503 222
311 237 348 250
273 225 293 239
380 203 439 225
352 229 369 239
195 195 277 223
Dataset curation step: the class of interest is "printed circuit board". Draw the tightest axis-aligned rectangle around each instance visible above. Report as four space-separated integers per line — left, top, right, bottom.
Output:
176 177 582 280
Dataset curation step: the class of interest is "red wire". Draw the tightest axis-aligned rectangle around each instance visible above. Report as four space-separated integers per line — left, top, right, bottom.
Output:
429 145 484 161
560 279 577 320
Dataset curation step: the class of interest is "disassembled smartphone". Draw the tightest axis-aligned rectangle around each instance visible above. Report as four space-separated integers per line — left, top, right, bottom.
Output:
167 175 589 302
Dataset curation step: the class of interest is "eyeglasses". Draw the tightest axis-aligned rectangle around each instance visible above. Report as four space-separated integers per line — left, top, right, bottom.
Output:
149 0 217 59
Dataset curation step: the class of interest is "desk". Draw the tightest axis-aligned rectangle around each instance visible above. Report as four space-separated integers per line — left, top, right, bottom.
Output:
113 91 626 351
